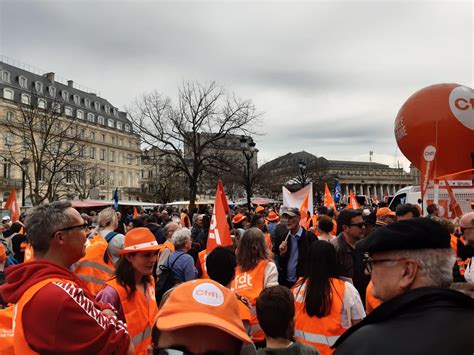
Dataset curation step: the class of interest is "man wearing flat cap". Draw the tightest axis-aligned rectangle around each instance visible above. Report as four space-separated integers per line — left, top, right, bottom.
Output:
333 218 474 355
274 207 317 288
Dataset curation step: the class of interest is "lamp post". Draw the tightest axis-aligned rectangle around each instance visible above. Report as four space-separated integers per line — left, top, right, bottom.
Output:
20 157 29 207
240 136 256 208
298 160 307 188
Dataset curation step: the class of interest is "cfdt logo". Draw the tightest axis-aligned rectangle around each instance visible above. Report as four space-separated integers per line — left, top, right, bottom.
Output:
423 145 436 162
449 86 474 130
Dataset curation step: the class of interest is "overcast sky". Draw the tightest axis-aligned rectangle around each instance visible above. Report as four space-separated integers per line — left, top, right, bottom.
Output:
1 0 472 170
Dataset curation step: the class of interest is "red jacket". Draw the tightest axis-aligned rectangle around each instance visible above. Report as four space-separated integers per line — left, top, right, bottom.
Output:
2 260 130 354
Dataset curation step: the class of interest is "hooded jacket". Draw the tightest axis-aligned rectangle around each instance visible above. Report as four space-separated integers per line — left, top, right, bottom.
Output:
2 260 130 354
333 287 474 355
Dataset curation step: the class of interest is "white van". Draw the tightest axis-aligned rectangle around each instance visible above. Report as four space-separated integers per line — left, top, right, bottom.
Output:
389 185 474 216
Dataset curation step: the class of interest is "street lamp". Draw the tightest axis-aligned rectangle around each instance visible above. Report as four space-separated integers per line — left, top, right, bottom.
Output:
20 157 29 207
298 160 307 188
240 136 256 208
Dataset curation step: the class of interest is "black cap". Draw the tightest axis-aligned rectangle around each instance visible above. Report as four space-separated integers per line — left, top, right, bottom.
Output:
281 207 300 218
356 218 451 254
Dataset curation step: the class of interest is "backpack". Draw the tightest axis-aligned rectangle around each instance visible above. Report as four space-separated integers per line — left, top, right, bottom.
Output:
155 252 185 304
103 231 118 264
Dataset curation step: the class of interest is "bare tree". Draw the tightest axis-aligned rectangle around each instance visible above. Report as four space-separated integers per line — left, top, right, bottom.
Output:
128 81 259 212
68 163 108 200
0 93 87 205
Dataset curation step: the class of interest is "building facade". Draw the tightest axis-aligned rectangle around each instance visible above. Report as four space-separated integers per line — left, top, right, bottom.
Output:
0 59 142 204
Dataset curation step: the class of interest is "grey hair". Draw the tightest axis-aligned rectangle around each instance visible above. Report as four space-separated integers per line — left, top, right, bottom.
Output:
25 201 73 254
171 227 191 249
386 248 456 288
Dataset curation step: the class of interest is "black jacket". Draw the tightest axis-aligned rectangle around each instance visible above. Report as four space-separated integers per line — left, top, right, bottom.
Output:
334 287 474 355
273 224 317 287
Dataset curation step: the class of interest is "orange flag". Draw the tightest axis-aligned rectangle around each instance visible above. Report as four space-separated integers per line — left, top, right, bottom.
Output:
207 183 232 253
217 180 230 214
299 191 310 226
4 188 20 223
444 180 463 218
324 183 335 209
349 189 360 209
133 207 139 218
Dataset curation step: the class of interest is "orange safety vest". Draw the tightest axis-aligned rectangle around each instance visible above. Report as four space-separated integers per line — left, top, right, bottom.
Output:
72 234 115 296
365 281 381 314
198 250 209 279
232 259 269 342
264 232 274 259
450 234 458 256
107 278 158 355
293 278 346 355
180 213 191 228
12 278 66 354
20 243 35 262
160 240 175 253
0 306 14 355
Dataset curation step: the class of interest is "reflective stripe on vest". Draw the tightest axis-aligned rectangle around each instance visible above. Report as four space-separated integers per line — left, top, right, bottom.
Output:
294 329 339 346
131 325 153 346
73 260 115 275
77 274 109 285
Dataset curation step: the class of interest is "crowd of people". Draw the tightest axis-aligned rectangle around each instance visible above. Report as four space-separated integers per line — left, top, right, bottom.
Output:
0 200 473 354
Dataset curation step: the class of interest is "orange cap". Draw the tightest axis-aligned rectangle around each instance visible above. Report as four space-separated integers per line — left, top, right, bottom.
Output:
376 207 396 218
119 227 161 254
266 211 280 222
232 213 246 224
255 206 264 214
156 279 252 343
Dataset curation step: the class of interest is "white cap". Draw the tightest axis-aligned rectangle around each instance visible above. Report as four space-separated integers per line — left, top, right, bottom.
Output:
2 216 11 221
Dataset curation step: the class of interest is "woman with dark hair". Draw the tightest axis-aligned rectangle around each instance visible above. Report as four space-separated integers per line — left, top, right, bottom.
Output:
232 227 278 345
96 227 160 354
292 240 365 355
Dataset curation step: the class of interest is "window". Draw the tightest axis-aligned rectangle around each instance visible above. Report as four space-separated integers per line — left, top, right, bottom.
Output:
90 131 95 140
38 98 46 109
79 129 85 138
125 124 130 132
128 172 132 186
136 156 140 165
105 105 110 114
3 160 11 179
6 111 14 122
100 169 106 185
119 152 123 163
62 90 69 101
67 127 74 136
98 116 105 125
110 150 115 162
77 110 84 119
110 171 115 185
90 147 96 159
35 81 43 93
117 122 122 130
73 94 80 105
1 71 10 83
52 102 61 113
65 106 73 116
128 140 131 148
111 136 115 144
65 170 72 184
21 94 30 105
107 119 114 128
84 98 91 108
19 76 27 88
113 108 118 117
78 145 85 157
100 149 106 160
48 86 56 97
119 138 123 146
87 113 94 122
4 133 13 146
3 88 14 100
118 171 124 186
94 102 100 111
101 134 105 142
127 154 132 165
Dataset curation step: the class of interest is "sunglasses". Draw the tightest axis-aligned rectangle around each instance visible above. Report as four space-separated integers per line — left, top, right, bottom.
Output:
57 222 89 233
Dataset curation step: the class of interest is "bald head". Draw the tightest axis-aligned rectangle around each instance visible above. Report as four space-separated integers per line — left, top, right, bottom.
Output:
460 212 474 246
164 222 179 241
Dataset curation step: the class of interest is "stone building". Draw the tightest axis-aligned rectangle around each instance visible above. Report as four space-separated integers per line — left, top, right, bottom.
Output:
0 58 142 204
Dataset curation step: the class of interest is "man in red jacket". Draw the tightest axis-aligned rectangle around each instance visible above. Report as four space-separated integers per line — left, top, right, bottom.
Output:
1 201 133 354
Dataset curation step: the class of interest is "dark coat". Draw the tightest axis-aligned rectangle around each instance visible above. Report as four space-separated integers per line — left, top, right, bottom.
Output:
333 287 474 355
273 224 317 287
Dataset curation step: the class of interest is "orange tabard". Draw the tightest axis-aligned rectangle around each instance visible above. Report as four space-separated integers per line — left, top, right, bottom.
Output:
264 233 274 259
180 213 191 228
21 243 35 262
107 277 158 355
232 259 269 342
450 234 458 256
365 281 382 314
159 240 175 253
12 278 66 354
0 306 14 355
72 234 115 296
293 278 346 355
198 250 209 279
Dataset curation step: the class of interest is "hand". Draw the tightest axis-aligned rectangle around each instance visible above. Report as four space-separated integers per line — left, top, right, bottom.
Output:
279 240 288 255
101 308 116 318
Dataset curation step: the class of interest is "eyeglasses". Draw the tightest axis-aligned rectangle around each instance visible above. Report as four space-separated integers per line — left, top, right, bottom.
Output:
363 256 407 274
349 223 366 229
57 222 89 233
460 227 474 235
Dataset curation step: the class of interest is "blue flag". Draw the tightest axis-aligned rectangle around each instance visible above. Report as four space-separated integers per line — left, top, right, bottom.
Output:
334 180 341 204
113 188 119 210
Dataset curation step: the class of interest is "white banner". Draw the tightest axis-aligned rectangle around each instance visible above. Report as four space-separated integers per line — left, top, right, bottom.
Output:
282 183 314 215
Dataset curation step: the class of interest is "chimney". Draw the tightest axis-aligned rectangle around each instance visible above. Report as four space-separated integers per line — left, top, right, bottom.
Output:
44 72 55 82
67 80 74 88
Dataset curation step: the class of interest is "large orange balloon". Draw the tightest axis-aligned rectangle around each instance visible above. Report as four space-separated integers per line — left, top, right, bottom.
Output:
395 83 474 181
